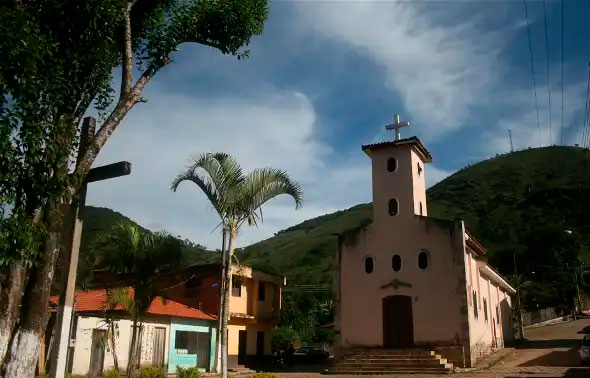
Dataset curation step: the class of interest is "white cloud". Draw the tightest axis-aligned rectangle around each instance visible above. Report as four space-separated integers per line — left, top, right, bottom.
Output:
482 81 587 154
293 1 503 139
426 165 454 188
86 84 371 249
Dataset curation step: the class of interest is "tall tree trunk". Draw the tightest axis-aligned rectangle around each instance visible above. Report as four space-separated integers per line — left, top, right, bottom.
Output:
0 263 27 368
216 229 227 373
108 319 119 371
4 202 62 378
220 230 235 378
126 318 139 377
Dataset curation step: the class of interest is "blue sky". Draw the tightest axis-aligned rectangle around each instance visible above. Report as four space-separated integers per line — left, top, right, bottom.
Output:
87 0 590 249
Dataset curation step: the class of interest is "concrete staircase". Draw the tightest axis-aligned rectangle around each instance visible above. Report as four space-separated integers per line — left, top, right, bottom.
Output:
324 349 453 374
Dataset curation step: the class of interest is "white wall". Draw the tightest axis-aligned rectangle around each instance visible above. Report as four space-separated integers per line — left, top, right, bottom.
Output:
71 315 170 375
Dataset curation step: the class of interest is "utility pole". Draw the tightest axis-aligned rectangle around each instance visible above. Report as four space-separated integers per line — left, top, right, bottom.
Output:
513 251 525 340
509 129 514 152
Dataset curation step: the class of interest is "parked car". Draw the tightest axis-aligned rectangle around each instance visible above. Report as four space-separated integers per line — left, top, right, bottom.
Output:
292 346 330 363
580 335 590 364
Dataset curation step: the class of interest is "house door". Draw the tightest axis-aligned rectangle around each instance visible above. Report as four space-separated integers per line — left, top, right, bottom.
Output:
88 329 107 377
238 330 247 365
152 327 166 366
256 331 264 357
382 295 414 348
196 332 211 369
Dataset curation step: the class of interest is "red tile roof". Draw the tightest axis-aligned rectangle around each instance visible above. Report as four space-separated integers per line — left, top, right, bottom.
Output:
49 288 216 321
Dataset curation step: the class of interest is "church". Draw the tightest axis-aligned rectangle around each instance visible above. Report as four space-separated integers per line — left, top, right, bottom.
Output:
333 115 516 370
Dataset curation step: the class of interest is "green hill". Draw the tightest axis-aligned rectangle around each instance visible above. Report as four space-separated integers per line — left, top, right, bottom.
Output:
240 146 590 287
81 146 590 295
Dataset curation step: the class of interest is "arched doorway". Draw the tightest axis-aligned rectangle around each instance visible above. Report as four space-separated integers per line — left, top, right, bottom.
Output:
382 295 414 347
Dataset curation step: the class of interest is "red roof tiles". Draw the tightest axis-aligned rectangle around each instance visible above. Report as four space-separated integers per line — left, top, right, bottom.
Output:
49 288 216 321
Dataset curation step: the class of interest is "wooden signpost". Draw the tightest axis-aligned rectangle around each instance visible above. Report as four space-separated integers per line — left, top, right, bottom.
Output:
49 117 131 378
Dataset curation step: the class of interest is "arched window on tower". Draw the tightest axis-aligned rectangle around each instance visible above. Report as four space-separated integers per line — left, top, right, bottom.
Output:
387 157 397 172
364 256 375 274
418 250 429 270
388 198 398 216
392 254 402 272
419 202 423 215
417 162 423 177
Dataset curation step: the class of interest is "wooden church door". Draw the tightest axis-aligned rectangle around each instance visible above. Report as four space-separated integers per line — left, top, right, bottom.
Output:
382 295 414 348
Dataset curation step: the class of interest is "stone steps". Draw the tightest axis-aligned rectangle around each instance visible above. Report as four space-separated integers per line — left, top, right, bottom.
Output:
324 349 453 375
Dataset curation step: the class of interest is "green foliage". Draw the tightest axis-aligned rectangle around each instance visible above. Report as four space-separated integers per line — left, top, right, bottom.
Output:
0 0 270 268
251 373 279 378
272 326 299 353
91 222 183 317
274 292 333 349
135 366 166 378
176 366 202 378
102 369 125 378
171 153 303 231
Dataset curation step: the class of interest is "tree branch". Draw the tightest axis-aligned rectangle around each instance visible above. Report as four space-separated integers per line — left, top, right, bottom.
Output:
120 2 133 98
183 38 223 51
70 62 160 193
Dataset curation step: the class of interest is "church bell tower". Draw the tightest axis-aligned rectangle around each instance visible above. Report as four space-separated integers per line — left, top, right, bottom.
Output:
362 114 432 227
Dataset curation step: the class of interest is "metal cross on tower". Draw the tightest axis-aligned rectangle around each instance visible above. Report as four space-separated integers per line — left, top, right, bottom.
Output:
385 114 410 141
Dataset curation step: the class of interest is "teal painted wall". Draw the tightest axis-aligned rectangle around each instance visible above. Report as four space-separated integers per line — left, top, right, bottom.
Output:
168 318 216 374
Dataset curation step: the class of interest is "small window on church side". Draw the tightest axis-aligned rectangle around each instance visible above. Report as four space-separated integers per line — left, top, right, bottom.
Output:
484 298 488 323
417 162 422 177
388 198 398 216
496 305 500 324
418 251 428 270
364 256 374 274
419 202 423 216
473 291 478 320
387 157 397 172
392 254 402 272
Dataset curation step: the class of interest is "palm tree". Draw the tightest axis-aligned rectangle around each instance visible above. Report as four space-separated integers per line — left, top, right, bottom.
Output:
90 222 183 377
171 153 302 378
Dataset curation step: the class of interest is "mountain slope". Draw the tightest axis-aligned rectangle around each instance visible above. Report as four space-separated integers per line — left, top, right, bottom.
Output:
241 146 590 284
81 146 590 289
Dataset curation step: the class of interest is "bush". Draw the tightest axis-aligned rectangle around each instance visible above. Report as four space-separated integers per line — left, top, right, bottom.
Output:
135 366 166 378
176 366 202 378
251 373 279 378
102 369 125 378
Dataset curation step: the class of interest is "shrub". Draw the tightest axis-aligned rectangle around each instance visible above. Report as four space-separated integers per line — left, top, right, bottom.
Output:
176 366 202 378
251 373 279 378
102 369 125 378
136 366 166 378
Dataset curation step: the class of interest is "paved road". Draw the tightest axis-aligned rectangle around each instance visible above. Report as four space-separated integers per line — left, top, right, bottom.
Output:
278 319 590 378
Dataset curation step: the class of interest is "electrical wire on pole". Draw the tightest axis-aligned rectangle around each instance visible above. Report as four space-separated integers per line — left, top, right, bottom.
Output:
560 0 564 145
543 0 552 145
524 0 542 148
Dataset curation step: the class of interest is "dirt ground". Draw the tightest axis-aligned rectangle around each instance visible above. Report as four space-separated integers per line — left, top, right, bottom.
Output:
276 319 590 378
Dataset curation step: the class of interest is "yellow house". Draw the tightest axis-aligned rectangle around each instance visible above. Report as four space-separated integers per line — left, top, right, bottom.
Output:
226 265 285 368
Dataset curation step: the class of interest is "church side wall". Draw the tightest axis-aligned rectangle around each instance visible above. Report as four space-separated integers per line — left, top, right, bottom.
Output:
338 216 470 362
465 261 514 365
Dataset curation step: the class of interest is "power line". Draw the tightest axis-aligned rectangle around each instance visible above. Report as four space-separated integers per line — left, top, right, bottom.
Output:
524 0 542 148
543 0 552 145
560 0 564 145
